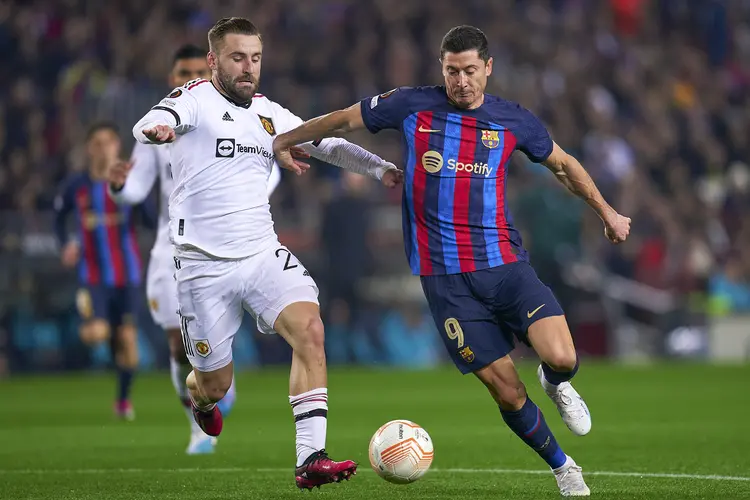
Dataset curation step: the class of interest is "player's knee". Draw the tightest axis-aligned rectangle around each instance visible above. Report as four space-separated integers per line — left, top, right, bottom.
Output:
293 316 326 358
543 349 577 373
80 320 110 345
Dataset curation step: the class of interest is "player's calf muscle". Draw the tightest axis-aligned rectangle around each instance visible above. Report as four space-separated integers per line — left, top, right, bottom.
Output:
188 364 233 403
115 325 139 368
475 358 527 410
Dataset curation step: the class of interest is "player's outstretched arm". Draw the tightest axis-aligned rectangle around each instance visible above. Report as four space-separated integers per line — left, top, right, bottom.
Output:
272 103 366 175
108 142 158 204
299 138 402 186
133 86 200 145
53 180 80 268
542 142 631 244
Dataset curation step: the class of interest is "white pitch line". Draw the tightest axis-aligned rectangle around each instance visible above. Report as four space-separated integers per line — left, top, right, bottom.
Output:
0 467 748 482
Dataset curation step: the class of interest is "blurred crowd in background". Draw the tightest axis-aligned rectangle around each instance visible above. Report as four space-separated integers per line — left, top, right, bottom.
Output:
1 0 749 374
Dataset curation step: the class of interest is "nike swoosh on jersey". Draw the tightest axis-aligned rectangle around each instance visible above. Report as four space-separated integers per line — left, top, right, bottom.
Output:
527 304 546 318
418 125 441 133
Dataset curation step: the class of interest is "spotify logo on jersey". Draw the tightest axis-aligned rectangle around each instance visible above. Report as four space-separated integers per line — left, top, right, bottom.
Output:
421 150 444 173
215 138 236 158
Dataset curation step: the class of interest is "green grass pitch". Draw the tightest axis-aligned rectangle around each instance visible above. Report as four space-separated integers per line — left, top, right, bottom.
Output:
2 363 749 499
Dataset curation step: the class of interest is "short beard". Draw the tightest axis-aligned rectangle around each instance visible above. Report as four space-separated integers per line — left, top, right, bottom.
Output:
216 66 257 104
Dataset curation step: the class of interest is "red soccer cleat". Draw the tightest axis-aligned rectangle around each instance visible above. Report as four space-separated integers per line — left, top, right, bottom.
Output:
191 403 223 437
295 450 357 490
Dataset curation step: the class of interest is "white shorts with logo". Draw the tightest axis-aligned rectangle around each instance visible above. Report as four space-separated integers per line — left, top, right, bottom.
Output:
174 244 319 372
146 246 181 330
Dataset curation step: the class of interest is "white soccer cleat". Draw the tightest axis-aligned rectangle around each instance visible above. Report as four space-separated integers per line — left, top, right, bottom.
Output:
553 455 591 497
186 431 217 455
537 364 592 436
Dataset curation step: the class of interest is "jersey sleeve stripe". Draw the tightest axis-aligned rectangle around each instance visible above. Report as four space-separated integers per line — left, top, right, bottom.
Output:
188 80 209 90
151 106 181 126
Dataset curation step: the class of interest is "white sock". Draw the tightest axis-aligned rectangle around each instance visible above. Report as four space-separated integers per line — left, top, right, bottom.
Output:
289 388 328 467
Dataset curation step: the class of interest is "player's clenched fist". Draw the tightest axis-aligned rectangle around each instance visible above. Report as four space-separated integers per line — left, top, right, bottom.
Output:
107 160 134 190
143 125 176 144
604 213 631 244
381 167 404 188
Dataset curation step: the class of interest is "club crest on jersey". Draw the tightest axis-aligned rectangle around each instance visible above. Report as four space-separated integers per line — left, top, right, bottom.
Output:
258 115 276 136
459 346 475 363
194 339 212 358
167 88 183 99
481 130 500 149
149 299 158 312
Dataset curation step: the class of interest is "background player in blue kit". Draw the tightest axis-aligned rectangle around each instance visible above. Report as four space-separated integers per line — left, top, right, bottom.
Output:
273 25 631 496
54 122 150 421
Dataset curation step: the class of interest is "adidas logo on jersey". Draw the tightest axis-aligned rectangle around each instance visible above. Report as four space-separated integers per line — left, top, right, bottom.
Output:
222 112 234 122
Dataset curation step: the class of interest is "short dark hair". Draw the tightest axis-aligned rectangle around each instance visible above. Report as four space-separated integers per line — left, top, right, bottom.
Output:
440 25 490 62
172 44 206 64
208 17 261 53
86 121 119 142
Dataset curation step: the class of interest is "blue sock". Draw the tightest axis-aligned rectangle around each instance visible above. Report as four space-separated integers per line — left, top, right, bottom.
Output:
541 358 579 386
117 368 134 402
500 397 567 469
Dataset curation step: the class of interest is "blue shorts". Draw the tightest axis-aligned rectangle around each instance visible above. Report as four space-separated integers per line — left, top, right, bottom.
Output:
76 285 140 328
420 261 564 374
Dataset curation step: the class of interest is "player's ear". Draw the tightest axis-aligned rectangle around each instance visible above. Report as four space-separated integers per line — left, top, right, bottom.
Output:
485 57 493 77
207 51 218 71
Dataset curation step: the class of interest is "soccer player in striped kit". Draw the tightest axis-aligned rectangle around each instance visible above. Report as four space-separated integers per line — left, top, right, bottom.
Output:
272 25 631 497
55 122 149 420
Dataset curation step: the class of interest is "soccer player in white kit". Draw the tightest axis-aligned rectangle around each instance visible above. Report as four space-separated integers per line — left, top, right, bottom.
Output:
131 18 403 490
109 44 282 455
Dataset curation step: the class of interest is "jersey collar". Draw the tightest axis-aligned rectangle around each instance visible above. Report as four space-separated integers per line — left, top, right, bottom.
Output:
211 81 252 109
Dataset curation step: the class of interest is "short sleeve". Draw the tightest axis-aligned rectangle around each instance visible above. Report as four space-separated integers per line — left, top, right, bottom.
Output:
269 100 304 135
513 107 553 163
359 87 414 134
149 85 201 133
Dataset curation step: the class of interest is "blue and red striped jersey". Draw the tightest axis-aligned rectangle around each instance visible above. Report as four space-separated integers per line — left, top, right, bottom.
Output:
360 86 553 276
54 172 143 286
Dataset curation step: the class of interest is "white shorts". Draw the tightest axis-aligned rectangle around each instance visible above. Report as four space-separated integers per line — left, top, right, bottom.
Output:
174 244 319 372
146 248 180 330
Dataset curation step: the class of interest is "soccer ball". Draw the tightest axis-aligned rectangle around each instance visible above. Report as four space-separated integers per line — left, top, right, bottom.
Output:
368 420 434 484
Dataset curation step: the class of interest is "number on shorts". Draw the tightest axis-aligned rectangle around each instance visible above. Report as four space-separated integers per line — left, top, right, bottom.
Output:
275 248 299 271
444 318 465 348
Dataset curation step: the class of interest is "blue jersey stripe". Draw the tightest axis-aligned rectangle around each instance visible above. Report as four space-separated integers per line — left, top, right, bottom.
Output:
440 113 463 274
91 184 114 286
75 208 88 283
468 125 491 266
424 113 447 274
402 114 420 274
120 207 141 284
484 124 507 266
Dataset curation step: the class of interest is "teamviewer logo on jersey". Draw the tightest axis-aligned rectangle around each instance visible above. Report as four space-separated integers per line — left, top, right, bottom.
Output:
216 138 236 158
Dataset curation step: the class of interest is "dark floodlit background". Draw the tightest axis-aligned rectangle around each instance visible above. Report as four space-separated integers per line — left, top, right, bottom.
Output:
1 0 749 376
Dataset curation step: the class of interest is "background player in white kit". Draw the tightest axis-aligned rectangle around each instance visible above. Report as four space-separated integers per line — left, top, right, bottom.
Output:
131 17 403 490
109 44 282 455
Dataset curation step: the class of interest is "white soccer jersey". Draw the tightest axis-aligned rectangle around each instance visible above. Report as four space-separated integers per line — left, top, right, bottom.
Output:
113 127 282 256
133 79 328 260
